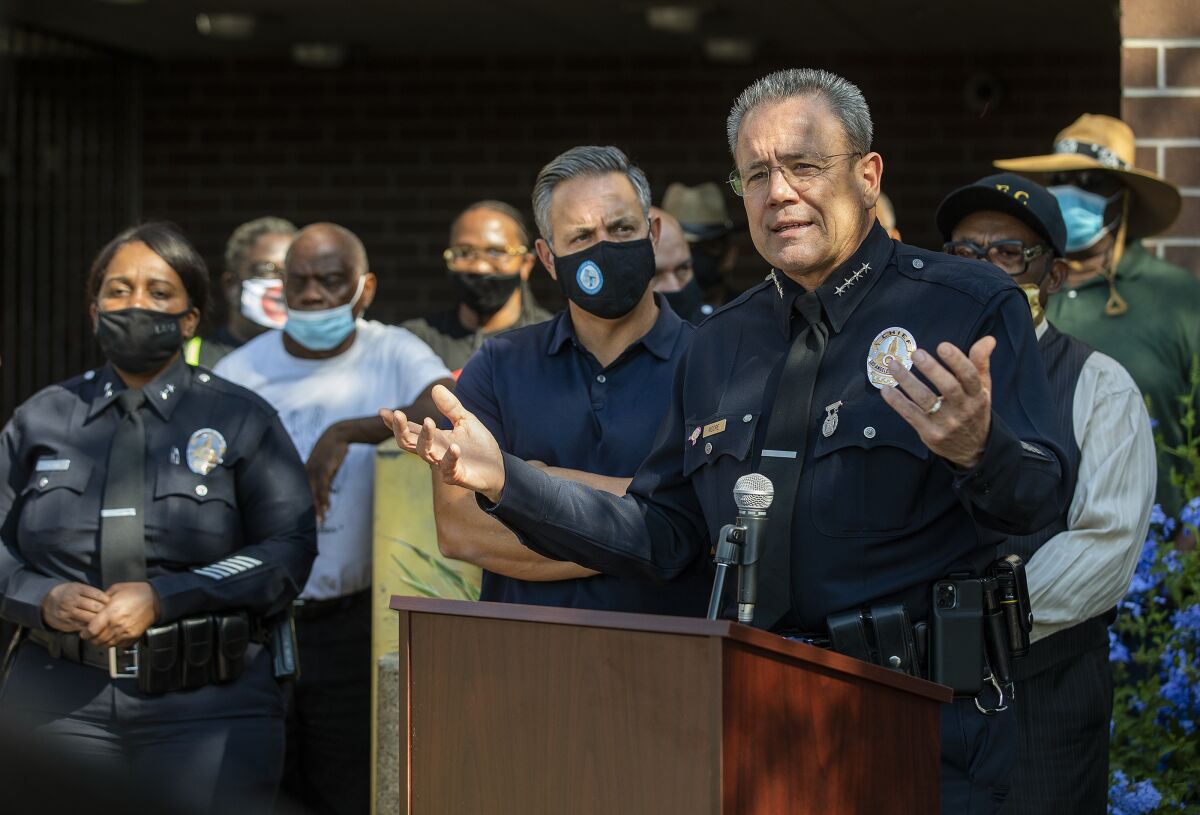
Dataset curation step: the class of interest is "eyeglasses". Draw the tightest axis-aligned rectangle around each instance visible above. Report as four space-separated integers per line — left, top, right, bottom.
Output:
728 153 861 197
247 261 285 278
443 244 528 270
942 240 1047 275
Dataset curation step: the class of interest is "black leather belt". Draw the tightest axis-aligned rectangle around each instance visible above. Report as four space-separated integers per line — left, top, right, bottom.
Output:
292 589 367 621
27 629 138 679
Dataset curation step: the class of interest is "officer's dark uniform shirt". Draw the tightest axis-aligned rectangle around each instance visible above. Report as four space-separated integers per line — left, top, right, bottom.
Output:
0 357 317 635
455 293 710 614
486 223 1071 630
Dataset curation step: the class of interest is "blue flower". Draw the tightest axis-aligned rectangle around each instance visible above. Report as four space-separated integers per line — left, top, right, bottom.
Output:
1148 503 1177 537
1172 604 1200 637
1108 769 1163 814
1180 496 1200 530
1109 629 1132 664
1128 539 1162 594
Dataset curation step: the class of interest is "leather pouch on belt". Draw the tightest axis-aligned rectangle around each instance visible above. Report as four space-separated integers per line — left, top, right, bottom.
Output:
826 610 874 664
870 603 921 677
138 624 180 694
215 612 250 683
179 615 214 689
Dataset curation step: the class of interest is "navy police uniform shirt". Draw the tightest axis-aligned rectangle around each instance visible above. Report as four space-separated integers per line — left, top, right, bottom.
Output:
455 293 711 615
0 357 317 632
486 223 1071 631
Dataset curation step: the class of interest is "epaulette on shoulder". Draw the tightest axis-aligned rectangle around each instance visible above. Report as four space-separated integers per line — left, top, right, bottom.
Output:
192 368 277 416
696 276 774 327
894 244 1018 305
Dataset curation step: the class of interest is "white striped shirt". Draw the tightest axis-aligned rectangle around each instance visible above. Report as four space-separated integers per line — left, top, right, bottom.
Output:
1026 320 1157 642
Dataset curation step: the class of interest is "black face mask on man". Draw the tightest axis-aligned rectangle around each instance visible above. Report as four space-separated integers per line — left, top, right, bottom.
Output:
553 238 656 320
662 278 704 323
690 245 724 289
95 306 189 373
447 270 522 317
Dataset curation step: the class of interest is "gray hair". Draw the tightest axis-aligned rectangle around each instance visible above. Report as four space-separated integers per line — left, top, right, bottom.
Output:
531 146 652 243
725 68 873 157
224 215 297 272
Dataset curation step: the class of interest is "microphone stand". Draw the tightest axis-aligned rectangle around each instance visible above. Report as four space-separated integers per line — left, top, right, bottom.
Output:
706 523 745 620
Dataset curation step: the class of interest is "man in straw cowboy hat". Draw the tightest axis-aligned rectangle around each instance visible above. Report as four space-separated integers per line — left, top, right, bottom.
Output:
995 114 1200 517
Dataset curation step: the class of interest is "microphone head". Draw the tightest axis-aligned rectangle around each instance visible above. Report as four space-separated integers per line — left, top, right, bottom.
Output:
733 473 774 511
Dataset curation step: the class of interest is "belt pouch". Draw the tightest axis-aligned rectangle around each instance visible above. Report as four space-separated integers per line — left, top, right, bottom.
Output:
826 610 875 665
269 614 300 681
179 615 214 689
137 623 180 695
215 612 250 683
869 603 920 677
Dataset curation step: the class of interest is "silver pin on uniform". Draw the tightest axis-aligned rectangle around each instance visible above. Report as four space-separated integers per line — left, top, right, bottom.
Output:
822 401 843 438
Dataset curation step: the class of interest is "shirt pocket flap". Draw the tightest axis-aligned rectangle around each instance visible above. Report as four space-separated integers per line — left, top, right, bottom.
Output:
154 464 236 506
682 413 759 477
22 458 94 496
812 398 929 461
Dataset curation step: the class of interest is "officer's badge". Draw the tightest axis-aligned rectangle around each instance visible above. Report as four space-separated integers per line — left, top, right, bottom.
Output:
186 428 227 476
866 327 917 389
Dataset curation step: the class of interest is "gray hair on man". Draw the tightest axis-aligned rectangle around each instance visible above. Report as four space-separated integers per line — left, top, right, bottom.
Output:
531 145 652 243
725 68 873 158
224 215 297 273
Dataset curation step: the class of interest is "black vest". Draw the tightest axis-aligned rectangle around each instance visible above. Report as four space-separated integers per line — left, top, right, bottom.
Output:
1004 323 1108 679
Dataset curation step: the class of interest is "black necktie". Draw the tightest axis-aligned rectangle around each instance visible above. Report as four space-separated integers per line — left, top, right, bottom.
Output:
754 291 828 631
100 388 148 588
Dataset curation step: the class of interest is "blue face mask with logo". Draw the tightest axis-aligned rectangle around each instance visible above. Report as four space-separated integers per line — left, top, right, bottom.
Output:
1049 185 1123 254
284 275 366 351
552 238 656 319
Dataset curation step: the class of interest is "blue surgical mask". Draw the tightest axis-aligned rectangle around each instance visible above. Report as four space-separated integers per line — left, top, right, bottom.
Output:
284 275 366 351
1049 185 1123 254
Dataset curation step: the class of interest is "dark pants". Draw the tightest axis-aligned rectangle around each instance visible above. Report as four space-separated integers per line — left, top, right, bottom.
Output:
1000 645 1112 814
941 696 1017 814
0 640 285 815
279 590 372 815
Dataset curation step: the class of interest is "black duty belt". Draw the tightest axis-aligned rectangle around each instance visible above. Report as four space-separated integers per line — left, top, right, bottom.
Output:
25 611 257 693
292 589 367 621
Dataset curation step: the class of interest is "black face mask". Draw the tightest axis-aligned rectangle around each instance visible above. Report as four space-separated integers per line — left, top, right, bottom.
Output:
690 246 723 289
662 278 704 324
553 238 655 320
95 306 188 373
447 270 522 317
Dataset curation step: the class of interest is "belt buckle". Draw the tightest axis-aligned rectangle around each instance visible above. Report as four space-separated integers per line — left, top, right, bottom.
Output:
108 644 139 679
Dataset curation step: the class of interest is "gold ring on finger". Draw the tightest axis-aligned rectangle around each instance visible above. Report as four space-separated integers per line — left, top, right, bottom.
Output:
926 395 944 415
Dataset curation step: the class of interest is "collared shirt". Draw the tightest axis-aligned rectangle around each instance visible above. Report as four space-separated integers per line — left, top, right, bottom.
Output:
486 223 1070 630
455 294 709 614
0 357 317 631
1023 319 1156 642
1047 242 1200 514
402 296 553 376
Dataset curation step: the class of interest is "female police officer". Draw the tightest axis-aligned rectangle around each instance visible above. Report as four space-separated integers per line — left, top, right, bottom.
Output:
0 222 317 814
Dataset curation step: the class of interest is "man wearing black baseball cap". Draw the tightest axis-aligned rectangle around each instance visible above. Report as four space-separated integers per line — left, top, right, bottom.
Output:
937 173 1155 815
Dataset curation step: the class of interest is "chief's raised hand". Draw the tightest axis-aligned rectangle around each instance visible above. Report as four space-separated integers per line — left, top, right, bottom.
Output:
880 336 995 470
379 384 507 502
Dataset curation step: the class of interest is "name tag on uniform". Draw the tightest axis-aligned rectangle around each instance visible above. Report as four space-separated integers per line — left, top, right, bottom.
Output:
702 419 727 438
35 458 71 472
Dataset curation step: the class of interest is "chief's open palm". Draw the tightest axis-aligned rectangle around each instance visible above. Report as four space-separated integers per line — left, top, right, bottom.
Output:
379 385 507 502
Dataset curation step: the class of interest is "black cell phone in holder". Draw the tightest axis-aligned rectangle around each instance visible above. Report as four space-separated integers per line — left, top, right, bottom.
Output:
930 578 984 696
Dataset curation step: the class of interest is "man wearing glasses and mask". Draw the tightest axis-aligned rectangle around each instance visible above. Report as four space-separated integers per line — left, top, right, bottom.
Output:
403 201 551 376
938 173 1155 815
185 216 297 368
996 115 1200 518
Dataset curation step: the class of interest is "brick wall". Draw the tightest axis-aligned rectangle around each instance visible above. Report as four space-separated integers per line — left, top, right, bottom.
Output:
1121 0 1200 271
140 51 1119 327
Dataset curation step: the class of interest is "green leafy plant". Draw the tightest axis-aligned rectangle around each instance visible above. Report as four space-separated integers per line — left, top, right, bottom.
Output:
1108 361 1200 814
388 536 480 601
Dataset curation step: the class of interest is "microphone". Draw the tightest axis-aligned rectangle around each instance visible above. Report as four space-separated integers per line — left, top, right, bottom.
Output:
733 473 774 625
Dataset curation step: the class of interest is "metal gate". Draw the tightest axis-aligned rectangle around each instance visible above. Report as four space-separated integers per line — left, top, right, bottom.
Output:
0 24 141 422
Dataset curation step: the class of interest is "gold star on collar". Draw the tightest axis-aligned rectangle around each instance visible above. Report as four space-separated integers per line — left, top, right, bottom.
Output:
834 262 871 296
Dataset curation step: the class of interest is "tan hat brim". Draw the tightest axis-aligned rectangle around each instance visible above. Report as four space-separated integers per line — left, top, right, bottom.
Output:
993 154 1182 240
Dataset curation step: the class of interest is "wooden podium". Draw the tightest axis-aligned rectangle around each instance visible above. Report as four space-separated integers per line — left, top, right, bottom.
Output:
388 596 950 814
